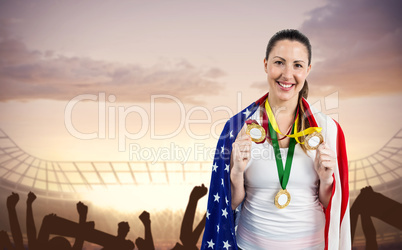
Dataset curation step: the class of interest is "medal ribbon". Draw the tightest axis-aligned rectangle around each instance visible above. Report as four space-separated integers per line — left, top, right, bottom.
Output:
265 99 322 144
268 120 296 190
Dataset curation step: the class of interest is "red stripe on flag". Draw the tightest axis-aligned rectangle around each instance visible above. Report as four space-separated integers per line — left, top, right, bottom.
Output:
333 119 349 223
324 174 336 250
255 92 269 105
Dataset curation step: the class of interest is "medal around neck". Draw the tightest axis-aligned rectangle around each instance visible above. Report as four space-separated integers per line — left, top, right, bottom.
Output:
246 123 266 143
275 189 291 209
268 120 296 209
305 131 324 150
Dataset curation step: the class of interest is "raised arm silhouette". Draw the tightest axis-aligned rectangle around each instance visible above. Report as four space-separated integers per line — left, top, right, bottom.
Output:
172 184 207 250
135 211 155 250
26 192 37 250
6 193 24 250
72 201 93 250
351 186 402 250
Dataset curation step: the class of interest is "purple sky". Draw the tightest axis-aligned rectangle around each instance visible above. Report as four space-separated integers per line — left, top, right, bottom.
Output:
0 0 401 161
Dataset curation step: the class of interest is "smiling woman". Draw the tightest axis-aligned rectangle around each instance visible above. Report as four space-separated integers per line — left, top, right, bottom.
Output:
201 29 351 250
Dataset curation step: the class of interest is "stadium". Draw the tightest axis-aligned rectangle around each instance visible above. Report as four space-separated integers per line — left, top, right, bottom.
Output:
0 128 401 249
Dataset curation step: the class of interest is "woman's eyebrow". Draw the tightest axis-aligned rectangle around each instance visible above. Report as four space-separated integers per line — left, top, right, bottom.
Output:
273 56 286 61
273 56 306 64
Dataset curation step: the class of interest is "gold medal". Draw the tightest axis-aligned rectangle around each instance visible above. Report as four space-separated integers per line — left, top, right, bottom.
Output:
246 123 266 143
274 189 291 209
305 131 324 150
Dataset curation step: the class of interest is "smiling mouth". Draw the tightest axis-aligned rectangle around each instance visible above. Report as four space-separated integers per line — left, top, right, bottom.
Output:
277 81 295 89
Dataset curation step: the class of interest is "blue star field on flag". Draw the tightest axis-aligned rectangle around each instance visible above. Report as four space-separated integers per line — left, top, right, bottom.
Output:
201 98 263 250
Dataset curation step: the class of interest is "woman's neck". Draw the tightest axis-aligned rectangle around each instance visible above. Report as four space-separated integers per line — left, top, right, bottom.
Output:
267 94 298 118
267 94 299 148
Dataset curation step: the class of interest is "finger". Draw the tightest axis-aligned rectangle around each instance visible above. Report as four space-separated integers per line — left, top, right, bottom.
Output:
318 154 335 162
319 161 336 173
236 138 252 146
240 151 250 161
314 150 320 168
317 153 334 163
317 146 336 158
237 124 247 137
234 138 252 148
317 143 325 152
233 143 250 162
319 143 336 157
237 134 252 142
319 159 334 168
314 149 321 166
233 144 244 162
321 141 331 149
317 143 330 154
317 145 334 154
321 151 336 161
237 144 251 153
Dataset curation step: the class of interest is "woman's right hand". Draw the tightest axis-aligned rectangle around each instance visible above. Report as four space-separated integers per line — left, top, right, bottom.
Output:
230 125 251 209
231 125 252 174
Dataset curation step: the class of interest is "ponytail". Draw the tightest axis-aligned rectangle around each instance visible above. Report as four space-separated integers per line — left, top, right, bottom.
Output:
298 80 310 153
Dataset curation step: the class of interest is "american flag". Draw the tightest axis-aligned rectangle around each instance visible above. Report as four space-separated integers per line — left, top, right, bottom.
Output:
201 94 266 250
201 93 350 250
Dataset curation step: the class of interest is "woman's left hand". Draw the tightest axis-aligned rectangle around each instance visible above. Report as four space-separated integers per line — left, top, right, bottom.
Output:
314 142 336 185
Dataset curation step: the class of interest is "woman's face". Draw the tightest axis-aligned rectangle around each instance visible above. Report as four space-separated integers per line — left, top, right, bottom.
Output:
264 39 311 104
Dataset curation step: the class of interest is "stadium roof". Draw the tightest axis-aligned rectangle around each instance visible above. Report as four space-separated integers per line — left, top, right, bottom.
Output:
0 128 401 200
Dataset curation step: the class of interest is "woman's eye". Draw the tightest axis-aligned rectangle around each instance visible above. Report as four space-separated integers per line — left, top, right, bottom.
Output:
295 64 303 68
274 61 283 65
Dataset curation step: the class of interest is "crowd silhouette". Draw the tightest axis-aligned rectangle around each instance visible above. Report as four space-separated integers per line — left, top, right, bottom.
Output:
2 184 402 249
0 184 207 250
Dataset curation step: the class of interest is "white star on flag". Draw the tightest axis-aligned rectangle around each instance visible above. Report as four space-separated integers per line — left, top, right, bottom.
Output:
214 193 220 202
222 208 228 218
223 240 231 250
225 196 229 205
243 108 251 118
206 210 210 220
212 163 218 172
221 178 224 187
230 130 234 138
217 224 220 233
207 239 215 248
221 145 225 153
224 164 230 172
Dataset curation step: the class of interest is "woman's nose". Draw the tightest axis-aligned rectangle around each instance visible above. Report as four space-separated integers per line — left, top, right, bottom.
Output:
282 65 293 79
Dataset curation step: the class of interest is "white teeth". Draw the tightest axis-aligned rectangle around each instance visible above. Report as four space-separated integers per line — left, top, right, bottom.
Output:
278 82 292 88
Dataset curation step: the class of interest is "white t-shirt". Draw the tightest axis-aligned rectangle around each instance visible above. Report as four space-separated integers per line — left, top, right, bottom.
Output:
236 107 326 250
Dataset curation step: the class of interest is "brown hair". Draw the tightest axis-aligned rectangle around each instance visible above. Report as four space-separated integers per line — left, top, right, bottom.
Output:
297 81 311 153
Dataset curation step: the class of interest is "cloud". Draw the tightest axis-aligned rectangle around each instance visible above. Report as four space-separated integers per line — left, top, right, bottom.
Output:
298 0 402 97
0 18 22 39
0 32 226 104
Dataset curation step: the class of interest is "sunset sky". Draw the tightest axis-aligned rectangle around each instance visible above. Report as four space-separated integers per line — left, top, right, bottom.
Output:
0 0 401 163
